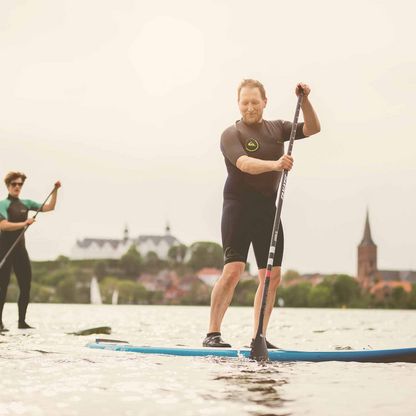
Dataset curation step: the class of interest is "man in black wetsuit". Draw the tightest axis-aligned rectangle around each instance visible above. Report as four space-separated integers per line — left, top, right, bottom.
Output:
203 79 320 347
0 172 61 331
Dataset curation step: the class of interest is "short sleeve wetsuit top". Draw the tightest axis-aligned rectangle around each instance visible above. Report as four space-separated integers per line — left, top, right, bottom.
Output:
0 196 42 324
220 119 306 268
0 197 41 248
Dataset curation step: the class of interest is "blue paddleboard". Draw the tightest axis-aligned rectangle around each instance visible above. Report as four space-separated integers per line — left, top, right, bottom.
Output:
86 340 416 363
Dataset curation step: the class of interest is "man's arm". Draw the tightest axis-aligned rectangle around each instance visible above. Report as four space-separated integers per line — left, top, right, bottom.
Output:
42 181 61 212
236 154 293 175
296 83 321 137
0 218 35 231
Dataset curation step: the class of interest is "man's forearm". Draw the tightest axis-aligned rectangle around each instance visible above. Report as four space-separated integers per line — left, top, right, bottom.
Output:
42 190 58 212
0 221 27 232
236 156 279 175
301 97 321 136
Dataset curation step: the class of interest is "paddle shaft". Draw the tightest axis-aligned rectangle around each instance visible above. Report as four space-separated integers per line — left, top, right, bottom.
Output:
0 186 57 270
255 90 304 339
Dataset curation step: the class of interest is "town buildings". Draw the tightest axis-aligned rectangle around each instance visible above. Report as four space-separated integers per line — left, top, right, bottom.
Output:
71 224 180 260
357 210 416 298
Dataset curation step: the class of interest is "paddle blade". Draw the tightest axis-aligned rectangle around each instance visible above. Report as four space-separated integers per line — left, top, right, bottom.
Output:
67 326 112 336
250 335 269 362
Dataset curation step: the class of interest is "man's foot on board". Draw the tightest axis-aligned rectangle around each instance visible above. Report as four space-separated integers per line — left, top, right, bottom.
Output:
250 338 280 349
18 321 34 329
0 322 9 332
203 332 231 348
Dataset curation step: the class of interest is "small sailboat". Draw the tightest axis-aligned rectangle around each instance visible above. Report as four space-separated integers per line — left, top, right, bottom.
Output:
111 289 119 305
90 276 103 305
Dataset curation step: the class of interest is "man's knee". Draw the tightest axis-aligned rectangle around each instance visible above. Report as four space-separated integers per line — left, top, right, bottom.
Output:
259 267 281 287
219 262 244 289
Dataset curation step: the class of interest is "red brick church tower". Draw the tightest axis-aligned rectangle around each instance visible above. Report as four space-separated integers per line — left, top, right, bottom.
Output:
357 210 378 289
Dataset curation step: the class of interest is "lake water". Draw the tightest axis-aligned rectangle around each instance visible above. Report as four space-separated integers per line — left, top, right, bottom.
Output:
1 304 415 416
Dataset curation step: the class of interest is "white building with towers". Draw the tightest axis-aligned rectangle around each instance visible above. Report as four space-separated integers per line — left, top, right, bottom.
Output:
71 223 181 260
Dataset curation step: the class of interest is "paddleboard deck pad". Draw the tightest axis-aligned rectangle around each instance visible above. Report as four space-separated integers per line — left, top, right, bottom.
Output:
86 340 416 363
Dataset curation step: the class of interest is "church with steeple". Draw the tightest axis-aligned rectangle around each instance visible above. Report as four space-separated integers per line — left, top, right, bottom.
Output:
357 211 416 290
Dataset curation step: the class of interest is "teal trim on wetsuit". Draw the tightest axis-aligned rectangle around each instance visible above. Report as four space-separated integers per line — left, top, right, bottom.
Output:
0 199 41 221
0 199 10 221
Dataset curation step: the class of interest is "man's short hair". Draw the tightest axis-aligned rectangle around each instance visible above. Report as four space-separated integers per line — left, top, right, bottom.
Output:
4 171 27 186
237 79 267 101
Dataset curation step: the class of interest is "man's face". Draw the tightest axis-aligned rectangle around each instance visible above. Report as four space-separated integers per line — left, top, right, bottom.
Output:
238 87 267 125
7 179 24 198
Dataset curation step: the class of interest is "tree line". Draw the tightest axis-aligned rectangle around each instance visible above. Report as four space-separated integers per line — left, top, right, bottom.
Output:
4 242 416 308
5 242 224 304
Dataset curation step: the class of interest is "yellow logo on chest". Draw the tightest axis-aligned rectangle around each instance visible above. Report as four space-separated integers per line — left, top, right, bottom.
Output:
245 138 259 152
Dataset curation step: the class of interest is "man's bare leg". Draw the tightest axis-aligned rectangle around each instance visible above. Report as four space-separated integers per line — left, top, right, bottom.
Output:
252 266 281 339
208 261 245 333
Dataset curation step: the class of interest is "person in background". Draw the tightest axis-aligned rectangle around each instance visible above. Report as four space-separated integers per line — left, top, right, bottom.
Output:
0 172 61 331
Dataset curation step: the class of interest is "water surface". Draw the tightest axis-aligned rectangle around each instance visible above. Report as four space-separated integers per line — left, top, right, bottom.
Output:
1 304 415 415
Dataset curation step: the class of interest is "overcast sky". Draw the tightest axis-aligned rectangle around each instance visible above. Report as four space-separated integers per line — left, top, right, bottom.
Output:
1 0 415 275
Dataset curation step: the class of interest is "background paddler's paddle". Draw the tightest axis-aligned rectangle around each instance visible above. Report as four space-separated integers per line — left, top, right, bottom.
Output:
67 326 112 336
250 86 304 361
0 183 59 270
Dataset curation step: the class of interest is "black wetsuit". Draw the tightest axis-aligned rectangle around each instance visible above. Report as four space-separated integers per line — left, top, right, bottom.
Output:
220 119 306 268
0 196 41 325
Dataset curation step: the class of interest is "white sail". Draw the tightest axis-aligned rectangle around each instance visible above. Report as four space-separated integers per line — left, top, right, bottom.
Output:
90 276 102 305
111 289 119 305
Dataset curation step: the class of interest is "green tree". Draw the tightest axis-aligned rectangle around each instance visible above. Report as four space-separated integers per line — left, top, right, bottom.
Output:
31 282 55 303
232 279 257 306
143 251 167 273
308 285 333 307
39 268 71 286
331 274 360 306
100 276 120 304
187 241 223 271
56 276 77 303
117 280 148 304
55 255 70 265
407 284 416 309
180 280 210 305
282 269 301 282
94 260 109 279
389 286 408 309
120 245 143 278
279 282 312 307
147 290 164 304
168 244 188 264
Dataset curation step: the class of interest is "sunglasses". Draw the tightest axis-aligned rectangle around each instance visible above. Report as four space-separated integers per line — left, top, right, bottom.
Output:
10 182 24 187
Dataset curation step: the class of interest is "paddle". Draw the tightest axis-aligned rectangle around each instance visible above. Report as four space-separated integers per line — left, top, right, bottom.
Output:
250 86 304 361
67 326 112 336
0 183 59 270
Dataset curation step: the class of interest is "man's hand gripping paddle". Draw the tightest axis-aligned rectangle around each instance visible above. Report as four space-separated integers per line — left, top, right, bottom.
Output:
250 87 304 361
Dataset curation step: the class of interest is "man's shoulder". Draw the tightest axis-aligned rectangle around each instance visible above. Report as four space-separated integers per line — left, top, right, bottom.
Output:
21 199 40 209
221 122 240 144
263 119 285 128
0 199 10 220
222 122 239 136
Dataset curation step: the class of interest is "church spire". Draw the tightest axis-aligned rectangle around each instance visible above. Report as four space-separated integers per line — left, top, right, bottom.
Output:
123 224 129 242
165 221 171 235
360 209 375 246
